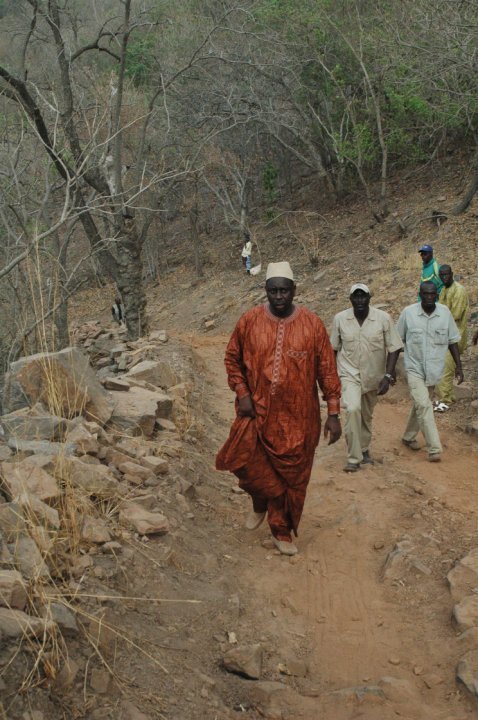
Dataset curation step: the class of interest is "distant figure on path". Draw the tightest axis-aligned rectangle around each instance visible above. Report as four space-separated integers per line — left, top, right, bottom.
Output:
418 244 443 297
111 296 124 326
434 265 469 411
241 234 252 273
331 283 402 472
216 261 341 556
397 281 463 462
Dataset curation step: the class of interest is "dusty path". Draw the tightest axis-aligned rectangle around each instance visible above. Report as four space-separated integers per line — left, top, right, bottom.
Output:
191 332 478 719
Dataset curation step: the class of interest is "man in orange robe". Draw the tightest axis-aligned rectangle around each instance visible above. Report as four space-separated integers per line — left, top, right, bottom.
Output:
216 261 342 555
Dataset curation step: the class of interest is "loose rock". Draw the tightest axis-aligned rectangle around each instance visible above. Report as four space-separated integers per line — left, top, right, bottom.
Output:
223 643 263 679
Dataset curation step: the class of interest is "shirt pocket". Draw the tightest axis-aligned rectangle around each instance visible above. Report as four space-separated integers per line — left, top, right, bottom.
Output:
341 332 357 352
434 329 448 345
407 329 422 347
368 331 384 352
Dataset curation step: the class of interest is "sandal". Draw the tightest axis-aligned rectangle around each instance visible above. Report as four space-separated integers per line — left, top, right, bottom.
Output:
433 402 449 413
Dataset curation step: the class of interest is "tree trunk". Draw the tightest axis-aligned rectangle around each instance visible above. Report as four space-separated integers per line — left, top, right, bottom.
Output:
451 156 478 215
190 205 203 279
111 222 148 339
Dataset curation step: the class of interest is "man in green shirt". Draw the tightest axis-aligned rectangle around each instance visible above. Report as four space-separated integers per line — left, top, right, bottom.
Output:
435 265 469 409
418 244 443 297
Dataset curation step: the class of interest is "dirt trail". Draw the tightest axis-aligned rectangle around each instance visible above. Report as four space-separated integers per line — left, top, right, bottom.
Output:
191 331 478 720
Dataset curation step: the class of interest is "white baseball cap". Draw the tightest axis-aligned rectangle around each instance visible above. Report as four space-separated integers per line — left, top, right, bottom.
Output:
350 283 371 295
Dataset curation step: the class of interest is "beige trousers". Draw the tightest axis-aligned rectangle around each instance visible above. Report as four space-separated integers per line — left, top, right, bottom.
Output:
436 350 455 404
342 378 378 465
403 373 442 455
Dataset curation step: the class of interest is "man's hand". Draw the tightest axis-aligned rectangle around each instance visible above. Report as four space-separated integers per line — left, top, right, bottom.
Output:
238 395 256 418
377 376 391 396
455 366 464 384
324 415 341 445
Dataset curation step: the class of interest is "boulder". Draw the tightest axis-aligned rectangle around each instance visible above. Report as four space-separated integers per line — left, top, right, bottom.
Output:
0 503 26 542
0 446 12 462
0 405 67 442
7 438 76 456
7 535 50 579
81 516 111 544
140 456 169 476
125 360 178 390
149 330 168 343
457 650 478 698
56 457 120 499
453 595 478 631
16 493 60 529
0 569 27 609
109 386 173 437
119 502 169 535
102 377 130 392
448 549 478 602
117 461 153 483
2 347 113 424
223 644 263 679
155 418 177 433
0 607 56 638
65 424 100 455
1 459 60 503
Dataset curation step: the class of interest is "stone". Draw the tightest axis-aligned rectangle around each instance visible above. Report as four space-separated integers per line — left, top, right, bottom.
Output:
119 502 169 535
457 649 478 698
380 540 413 580
0 405 68 442
117 461 153 483
109 386 172 437
120 701 151 720
204 320 215 330
18 454 57 474
149 330 168 343
22 711 45 720
65 424 100 455
247 681 288 715
155 418 177 432
41 602 78 637
125 360 178 390
56 457 120 498
3 347 113 424
448 548 478 602
0 607 55 638
7 438 76 456
102 377 130 392
466 420 478 437
453 595 478 631
140 456 169 475
0 569 27 609
8 535 49 579
110 345 127 359
0 446 12 461
168 382 191 400
52 658 80 693
16 493 60 529
1 460 60 503
0 502 26 542
90 668 111 694
454 383 474 401
81 516 112 544
223 644 262 679
88 609 116 657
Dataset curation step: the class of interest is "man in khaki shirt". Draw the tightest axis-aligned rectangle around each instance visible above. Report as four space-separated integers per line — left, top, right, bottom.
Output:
331 283 403 472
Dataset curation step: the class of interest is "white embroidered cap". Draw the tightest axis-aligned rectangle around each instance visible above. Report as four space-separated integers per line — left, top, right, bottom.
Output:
350 282 371 295
266 261 294 281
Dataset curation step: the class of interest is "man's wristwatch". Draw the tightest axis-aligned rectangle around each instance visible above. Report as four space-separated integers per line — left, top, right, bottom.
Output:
384 373 393 381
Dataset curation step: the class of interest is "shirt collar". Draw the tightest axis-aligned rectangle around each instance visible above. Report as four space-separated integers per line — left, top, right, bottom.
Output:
417 303 441 318
345 307 376 321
